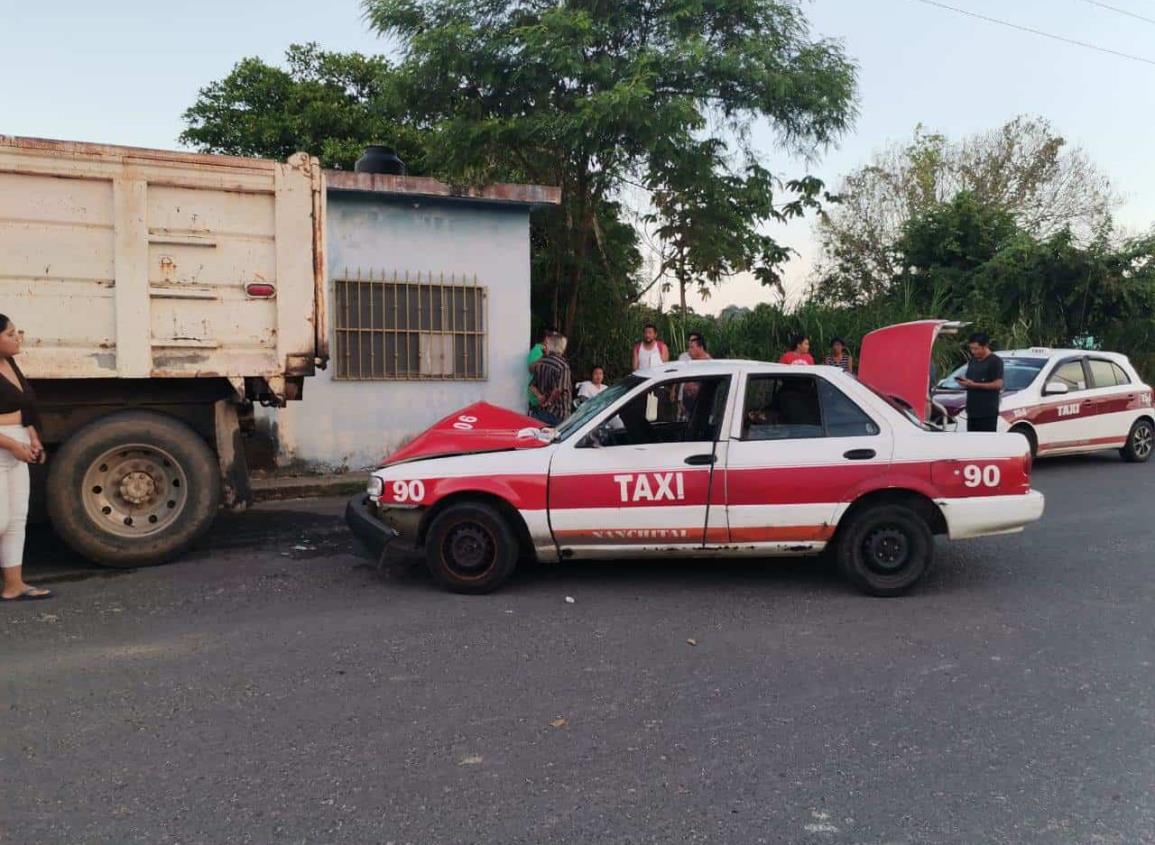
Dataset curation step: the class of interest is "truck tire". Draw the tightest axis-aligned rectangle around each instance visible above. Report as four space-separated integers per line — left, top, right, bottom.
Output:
46 411 221 567
835 504 934 597
424 502 517 594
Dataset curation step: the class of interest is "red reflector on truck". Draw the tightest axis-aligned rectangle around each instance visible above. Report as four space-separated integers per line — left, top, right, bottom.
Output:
246 283 276 298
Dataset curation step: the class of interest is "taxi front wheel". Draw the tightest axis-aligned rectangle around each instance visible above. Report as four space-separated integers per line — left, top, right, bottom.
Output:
425 502 518 594
835 504 934 597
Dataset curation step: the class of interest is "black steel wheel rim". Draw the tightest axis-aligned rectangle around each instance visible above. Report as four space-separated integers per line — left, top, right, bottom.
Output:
863 525 911 574
442 522 496 576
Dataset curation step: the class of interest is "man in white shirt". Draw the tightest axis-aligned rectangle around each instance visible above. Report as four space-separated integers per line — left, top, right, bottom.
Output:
632 324 669 371
678 332 710 362
679 334 713 413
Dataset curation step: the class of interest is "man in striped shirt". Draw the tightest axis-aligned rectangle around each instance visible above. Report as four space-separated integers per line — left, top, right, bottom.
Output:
529 333 573 426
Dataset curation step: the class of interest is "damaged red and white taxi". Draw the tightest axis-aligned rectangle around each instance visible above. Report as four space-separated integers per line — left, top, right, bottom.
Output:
346 320 1045 596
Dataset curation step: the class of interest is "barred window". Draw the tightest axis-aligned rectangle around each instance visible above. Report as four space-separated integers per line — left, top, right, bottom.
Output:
334 271 487 380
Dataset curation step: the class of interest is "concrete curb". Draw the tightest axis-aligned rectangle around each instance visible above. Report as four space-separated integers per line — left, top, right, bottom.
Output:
250 474 368 502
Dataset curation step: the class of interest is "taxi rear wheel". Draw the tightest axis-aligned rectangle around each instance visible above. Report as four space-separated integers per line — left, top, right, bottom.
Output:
1010 425 1038 459
1120 419 1154 463
425 502 517 594
835 504 934 597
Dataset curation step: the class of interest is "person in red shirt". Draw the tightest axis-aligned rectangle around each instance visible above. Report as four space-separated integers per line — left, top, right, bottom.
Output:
779 333 814 366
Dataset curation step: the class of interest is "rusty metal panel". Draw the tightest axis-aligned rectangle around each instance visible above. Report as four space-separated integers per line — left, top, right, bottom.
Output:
0 136 323 400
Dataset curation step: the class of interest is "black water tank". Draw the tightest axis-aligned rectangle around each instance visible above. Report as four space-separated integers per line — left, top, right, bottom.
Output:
354 145 407 175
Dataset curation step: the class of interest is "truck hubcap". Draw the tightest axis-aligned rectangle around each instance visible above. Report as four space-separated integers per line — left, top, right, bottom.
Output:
82 445 189 537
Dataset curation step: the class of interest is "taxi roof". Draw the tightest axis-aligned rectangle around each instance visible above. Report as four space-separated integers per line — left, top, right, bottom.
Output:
1000 348 1131 363
631 359 854 379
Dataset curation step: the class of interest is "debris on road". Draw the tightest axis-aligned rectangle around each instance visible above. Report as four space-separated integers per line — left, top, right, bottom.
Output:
564 596 575 604
550 718 568 729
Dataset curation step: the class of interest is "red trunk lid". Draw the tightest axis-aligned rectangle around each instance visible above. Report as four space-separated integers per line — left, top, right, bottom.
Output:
858 320 965 422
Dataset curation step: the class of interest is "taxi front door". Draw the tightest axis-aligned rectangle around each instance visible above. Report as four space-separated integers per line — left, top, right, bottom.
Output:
547 376 732 557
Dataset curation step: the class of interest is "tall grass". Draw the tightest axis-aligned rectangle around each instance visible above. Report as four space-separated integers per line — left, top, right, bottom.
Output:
566 299 1155 385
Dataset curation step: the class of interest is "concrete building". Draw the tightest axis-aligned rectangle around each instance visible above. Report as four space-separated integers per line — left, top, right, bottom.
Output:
258 170 560 472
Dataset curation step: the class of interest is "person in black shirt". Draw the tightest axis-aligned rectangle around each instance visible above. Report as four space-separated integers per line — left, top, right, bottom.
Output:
957 331 1004 432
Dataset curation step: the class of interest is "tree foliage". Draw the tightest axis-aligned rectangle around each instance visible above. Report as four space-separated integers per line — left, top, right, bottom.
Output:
180 43 427 171
813 116 1119 304
362 0 858 347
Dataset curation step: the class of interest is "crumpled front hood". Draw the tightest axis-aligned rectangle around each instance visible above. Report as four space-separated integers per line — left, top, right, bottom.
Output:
378 402 551 468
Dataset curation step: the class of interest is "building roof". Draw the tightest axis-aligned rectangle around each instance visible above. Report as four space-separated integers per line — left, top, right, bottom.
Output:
324 170 561 208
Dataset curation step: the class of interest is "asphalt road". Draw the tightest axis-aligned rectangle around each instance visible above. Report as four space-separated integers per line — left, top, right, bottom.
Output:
2 454 1153 845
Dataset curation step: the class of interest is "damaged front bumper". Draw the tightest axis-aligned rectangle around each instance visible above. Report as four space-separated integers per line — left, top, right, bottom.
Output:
344 494 423 555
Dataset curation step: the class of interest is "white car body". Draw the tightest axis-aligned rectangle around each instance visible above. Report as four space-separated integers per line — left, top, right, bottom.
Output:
936 348 1154 460
349 325 1045 596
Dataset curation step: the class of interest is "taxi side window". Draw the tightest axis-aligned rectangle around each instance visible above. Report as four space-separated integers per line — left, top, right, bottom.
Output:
817 379 880 437
741 375 878 440
1088 358 1129 388
1051 359 1088 392
584 376 730 447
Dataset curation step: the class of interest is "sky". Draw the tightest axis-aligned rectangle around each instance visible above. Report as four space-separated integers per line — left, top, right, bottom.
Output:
3 0 1153 314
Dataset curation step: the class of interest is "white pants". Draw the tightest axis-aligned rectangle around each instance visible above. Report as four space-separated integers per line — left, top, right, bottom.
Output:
0 425 30 569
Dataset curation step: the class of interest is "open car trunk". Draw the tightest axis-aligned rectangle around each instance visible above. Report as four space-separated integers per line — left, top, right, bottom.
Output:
857 320 966 422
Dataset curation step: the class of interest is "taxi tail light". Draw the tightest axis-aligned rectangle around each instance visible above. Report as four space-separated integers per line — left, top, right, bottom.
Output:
1022 449 1033 479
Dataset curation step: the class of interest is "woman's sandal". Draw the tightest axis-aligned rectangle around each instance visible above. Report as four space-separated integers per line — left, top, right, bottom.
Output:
1 588 53 601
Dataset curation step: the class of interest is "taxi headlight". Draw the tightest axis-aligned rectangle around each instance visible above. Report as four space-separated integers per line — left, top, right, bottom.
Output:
367 476 384 498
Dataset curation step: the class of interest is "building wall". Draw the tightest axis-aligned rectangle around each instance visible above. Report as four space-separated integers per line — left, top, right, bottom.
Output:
260 191 532 471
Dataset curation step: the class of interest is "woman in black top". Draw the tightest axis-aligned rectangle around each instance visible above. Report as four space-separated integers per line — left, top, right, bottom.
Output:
0 314 51 601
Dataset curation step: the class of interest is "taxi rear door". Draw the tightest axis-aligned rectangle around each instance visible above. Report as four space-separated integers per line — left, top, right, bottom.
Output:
724 371 894 547
1083 357 1139 449
547 375 733 557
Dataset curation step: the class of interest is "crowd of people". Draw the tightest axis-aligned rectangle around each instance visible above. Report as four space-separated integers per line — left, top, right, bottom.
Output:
525 324 851 426
525 325 1003 434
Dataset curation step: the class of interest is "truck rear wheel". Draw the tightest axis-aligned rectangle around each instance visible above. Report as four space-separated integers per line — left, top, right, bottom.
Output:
47 411 221 567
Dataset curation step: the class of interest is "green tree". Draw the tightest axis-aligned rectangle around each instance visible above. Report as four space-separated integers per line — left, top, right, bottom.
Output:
362 0 858 344
180 43 426 171
890 192 1155 360
814 116 1119 305
644 136 826 316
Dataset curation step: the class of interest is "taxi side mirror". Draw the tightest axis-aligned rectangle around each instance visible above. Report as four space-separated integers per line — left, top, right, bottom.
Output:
1043 381 1069 396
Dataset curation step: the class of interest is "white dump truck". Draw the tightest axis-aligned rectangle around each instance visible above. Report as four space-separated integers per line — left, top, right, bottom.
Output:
0 136 327 565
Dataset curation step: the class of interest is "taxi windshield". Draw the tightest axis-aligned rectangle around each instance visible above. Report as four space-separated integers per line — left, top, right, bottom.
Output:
553 375 645 442
936 357 1046 392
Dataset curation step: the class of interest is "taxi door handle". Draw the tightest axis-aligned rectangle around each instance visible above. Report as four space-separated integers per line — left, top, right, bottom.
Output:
843 449 876 461
684 454 716 465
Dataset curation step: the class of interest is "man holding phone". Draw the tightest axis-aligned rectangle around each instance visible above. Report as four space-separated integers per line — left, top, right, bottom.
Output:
957 331 1005 432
